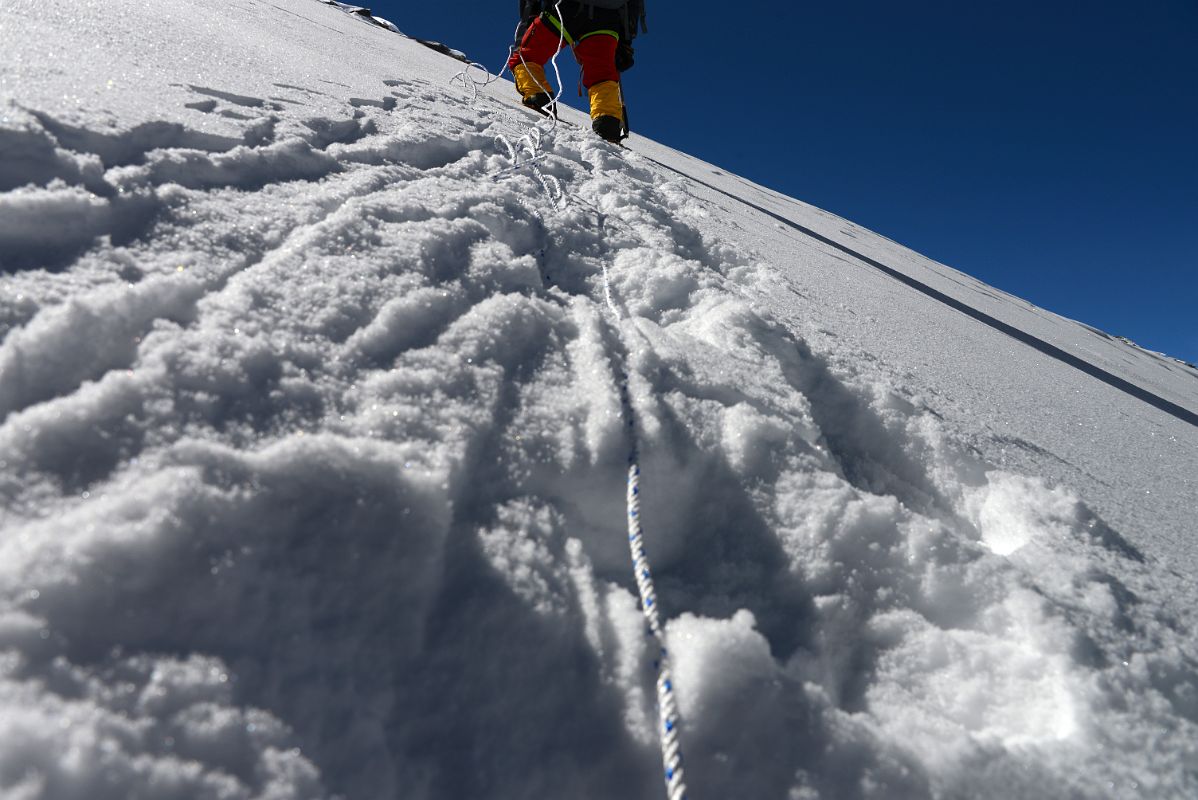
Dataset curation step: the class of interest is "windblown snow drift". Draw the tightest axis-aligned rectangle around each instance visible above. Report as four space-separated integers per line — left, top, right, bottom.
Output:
1 1 1196 798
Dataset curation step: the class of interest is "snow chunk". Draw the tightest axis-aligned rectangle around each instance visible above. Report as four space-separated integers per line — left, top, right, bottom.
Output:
866 594 1082 765
0 654 324 800
965 472 1083 556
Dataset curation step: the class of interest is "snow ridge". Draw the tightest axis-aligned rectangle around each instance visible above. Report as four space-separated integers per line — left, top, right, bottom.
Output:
642 158 1198 430
1 3 1196 799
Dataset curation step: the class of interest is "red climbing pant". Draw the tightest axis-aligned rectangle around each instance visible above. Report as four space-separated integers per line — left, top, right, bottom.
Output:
506 16 620 90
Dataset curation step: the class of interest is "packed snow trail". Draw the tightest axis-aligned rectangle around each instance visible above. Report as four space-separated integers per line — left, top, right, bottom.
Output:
487 44 694 795
2 1 1197 799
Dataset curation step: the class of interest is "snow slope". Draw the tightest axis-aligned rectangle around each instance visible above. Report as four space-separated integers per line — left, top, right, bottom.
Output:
1 1 1195 798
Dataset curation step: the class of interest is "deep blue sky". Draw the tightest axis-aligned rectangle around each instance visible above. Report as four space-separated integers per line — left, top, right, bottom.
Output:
368 1 1197 364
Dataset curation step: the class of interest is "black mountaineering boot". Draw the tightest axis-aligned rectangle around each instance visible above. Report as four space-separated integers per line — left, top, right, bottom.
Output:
523 92 553 113
592 114 625 143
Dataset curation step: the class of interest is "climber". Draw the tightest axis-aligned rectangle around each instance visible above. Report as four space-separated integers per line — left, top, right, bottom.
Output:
507 0 647 143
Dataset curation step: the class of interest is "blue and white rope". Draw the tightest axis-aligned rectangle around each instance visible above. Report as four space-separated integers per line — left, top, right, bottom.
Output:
603 252 689 800
626 446 689 800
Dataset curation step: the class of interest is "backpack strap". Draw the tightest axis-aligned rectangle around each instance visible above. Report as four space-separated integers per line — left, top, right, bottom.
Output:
519 0 541 22
622 0 646 37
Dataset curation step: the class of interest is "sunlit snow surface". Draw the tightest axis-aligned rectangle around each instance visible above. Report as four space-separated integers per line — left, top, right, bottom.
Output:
1 1 1196 798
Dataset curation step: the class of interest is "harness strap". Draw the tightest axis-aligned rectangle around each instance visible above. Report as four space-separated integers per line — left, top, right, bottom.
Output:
541 12 575 45
544 12 621 47
578 28 620 42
